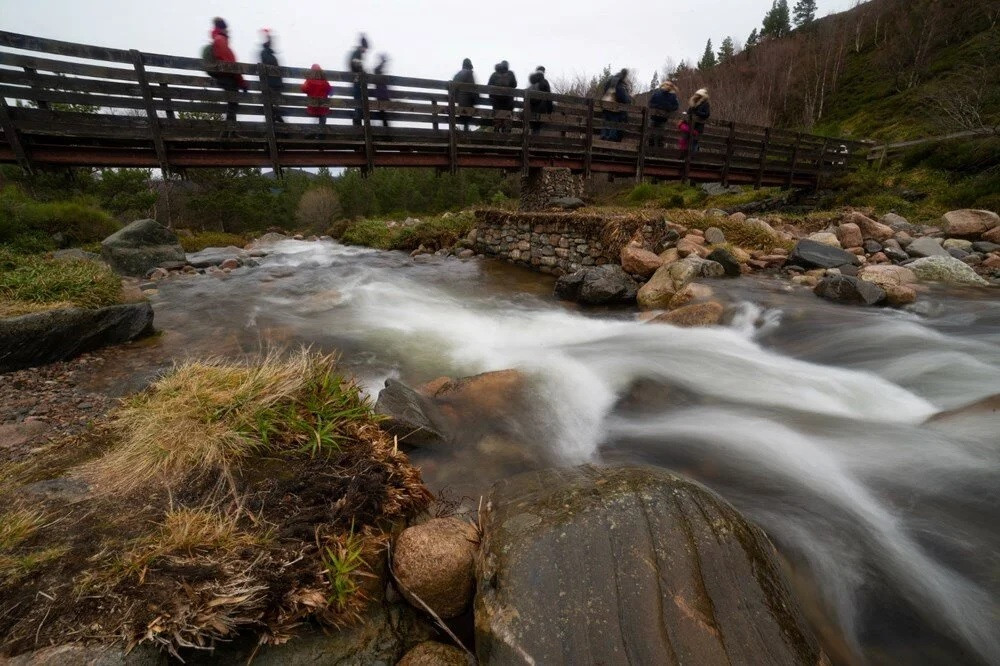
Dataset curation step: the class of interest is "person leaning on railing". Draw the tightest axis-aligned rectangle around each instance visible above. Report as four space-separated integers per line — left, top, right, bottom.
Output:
207 17 248 122
259 29 284 123
648 80 679 148
527 66 553 135
348 34 369 127
452 58 480 131
686 89 711 153
599 68 631 142
487 61 517 134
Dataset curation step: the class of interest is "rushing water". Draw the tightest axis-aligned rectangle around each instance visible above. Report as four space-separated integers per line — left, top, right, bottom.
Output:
144 240 999 665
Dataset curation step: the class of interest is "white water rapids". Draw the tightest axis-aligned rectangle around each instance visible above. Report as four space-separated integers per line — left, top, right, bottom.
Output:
153 240 1000 665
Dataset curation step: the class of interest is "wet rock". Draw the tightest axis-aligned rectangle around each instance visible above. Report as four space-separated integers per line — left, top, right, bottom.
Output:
620 244 663 278
883 245 909 263
785 239 858 270
836 222 863 249
941 209 1000 238
883 284 917 306
0 303 154 373
432 370 526 420
145 267 169 281
908 256 991 286
844 212 894 241
393 517 479 619
862 239 883 254
705 248 741 277
906 237 949 258
927 393 1000 423
651 301 724 327
397 641 468 666
246 232 287 250
704 227 726 244
858 264 917 288
375 379 449 447
813 275 886 305
554 270 585 300
637 260 698 309
457 249 475 259
100 219 185 276
475 466 825 666
576 265 639 305
808 232 841 248
683 256 726 278
668 283 715 309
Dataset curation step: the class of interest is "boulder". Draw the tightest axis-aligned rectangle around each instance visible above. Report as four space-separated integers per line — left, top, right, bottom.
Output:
100 219 185 276
668 283 715 309
475 466 825 666
393 517 479 619
397 642 468 666
836 223 863 249
941 209 1000 238
0 303 154 373
972 241 1000 254
555 266 638 305
813 275 886 306
705 248 741 277
906 237 949 258
883 284 917 306
186 246 246 269
554 270 585 301
651 301 724 327
807 232 841 248
862 239 883 254
881 212 917 232
983 227 1000 244
637 260 699 309
704 227 726 245
858 264 917 288
657 247 681 264
942 238 973 252
785 239 858 270
549 196 586 210
375 379 449 447
883 245 910 263
620 244 663 278
844 212 893 241
908 256 991 286
684 256 726 278
676 238 709 258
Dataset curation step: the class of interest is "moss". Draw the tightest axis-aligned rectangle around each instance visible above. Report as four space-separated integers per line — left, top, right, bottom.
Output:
341 211 475 251
0 186 119 248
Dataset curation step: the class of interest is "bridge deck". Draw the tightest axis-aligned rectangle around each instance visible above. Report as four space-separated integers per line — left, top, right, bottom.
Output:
0 31 870 185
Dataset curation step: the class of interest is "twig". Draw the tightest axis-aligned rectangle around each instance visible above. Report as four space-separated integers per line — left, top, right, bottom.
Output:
34 606 51 646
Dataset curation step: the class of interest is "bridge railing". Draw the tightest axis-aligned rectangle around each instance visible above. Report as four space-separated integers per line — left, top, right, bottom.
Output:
0 30 871 185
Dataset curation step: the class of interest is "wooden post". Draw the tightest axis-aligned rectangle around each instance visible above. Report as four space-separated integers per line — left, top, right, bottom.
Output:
583 99 594 179
720 121 736 187
158 82 175 119
815 138 830 190
256 62 282 178
358 72 375 174
446 82 458 175
521 90 532 176
130 49 169 175
635 107 649 183
432 99 439 131
0 95 31 173
22 67 49 110
755 128 771 189
681 120 695 184
785 132 802 189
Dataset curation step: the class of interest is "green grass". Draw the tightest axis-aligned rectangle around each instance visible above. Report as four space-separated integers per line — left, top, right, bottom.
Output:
322 526 369 613
0 249 123 316
0 186 120 251
178 231 249 253
625 182 707 209
341 211 475 251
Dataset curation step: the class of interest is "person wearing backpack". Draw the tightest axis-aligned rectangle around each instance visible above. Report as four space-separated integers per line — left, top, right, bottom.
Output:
205 17 248 122
527 66 553 135
259 29 284 123
301 64 332 125
648 80 679 147
599 68 631 142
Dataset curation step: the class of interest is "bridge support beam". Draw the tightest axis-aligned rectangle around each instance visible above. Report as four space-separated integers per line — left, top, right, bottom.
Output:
0 96 31 174
519 167 584 212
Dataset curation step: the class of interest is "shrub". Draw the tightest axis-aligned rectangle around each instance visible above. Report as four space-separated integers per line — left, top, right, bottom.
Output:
0 186 120 247
0 250 123 316
178 231 249 252
341 212 475 251
296 187 343 233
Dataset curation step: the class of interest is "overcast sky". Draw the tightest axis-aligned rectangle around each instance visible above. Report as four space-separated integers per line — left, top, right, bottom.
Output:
3 0 860 88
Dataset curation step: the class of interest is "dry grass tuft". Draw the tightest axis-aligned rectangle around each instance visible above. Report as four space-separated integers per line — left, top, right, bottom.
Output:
0 508 46 552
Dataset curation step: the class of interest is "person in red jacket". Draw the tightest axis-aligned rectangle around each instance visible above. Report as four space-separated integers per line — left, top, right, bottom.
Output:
210 17 248 122
301 64 332 125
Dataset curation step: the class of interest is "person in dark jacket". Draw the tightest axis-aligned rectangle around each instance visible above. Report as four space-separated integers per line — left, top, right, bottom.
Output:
453 58 479 131
599 68 631 141
259 29 283 123
527 66 553 135
209 18 248 122
487 60 517 133
372 54 390 127
647 80 679 147
348 35 369 126
686 88 711 152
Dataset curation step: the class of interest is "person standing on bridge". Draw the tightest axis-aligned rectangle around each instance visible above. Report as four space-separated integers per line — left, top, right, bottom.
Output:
301 64 332 125
349 35 369 127
686 88 711 152
648 80 679 147
527 66 553 135
259 29 284 123
372 55 391 127
209 18 248 122
599 68 631 142
453 58 480 131
487 61 517 133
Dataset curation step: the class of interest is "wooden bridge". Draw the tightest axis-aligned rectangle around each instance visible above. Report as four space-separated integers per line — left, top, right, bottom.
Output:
0 31 870 186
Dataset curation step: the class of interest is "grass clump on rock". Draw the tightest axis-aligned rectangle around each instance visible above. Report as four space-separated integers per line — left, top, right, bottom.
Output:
341 211 475 251
0 350 431 658
0 250 123 317
178 231 249 253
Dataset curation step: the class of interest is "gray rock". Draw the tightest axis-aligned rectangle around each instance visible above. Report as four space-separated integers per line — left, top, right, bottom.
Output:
883 246 909 263
942 238 973 252
862 239 883 254
880 212 918 233
703 227 726 245
701 182 743 196
556 265 638 305
374 379 448 447
100 219 185 276
785 239 858 269
549 196 586 210
185 246 247 269
475 466 825 666
908 256 991 286
0 303 154 373
685 256 726 278
972 241 1000 254
554 270 586 301
906 237 949 258
813 275 886 306
705 247 741 277
947 248 970 260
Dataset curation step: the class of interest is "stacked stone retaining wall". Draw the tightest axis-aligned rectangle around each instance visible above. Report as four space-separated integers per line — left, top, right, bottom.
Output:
518 168 585 212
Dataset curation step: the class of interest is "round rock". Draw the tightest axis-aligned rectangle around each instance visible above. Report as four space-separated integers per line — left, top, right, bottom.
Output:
393 517 479 619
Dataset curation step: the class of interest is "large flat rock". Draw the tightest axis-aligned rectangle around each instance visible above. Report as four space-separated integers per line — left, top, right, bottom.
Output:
0 302 153 373
475 465 824 666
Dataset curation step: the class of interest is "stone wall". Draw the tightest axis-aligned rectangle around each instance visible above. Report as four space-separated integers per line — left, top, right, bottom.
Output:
519 168 585 211
474 210 665 276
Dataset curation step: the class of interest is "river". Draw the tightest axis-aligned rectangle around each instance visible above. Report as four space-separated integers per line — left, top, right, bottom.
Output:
134 240 999 665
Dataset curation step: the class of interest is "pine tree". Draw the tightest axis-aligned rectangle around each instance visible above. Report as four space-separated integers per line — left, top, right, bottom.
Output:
761 0 792 39
746 28 759 48
697 39 717 70
793 0 817 26
650 71 660 90
717 36 736 63
671 60 692 79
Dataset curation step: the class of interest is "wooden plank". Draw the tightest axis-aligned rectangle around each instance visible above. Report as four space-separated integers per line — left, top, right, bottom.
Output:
158 82 175 119
681 120 695 184
521 90 532 176
755 128 771 189
583 99 594 178
446 82 457 175
635 107 649 183
130 50 169 173
720 121 736 187
785 132 802 188
0 52 136 81
20 67 49 110
0 94 32 172
358 73 375 174
0 30 132 63
256 62 282 177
